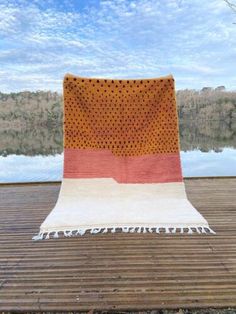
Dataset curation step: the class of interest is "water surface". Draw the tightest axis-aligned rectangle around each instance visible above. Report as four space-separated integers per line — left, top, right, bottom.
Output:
0 148 235 183
0 119 235 183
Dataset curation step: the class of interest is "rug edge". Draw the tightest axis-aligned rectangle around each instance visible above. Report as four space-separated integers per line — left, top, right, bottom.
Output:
32 224 216 240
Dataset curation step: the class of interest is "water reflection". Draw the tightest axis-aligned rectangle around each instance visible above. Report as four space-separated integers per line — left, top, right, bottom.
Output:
0 154 63 183
179 120 236 152
181 148 236 177
0 120 236 156
0 119 235 182
0 126 63 156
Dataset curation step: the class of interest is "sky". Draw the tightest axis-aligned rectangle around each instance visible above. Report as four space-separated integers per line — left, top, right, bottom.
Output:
0 0 235 92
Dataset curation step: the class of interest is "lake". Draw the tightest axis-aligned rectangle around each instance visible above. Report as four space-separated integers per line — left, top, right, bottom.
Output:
0 119 235 183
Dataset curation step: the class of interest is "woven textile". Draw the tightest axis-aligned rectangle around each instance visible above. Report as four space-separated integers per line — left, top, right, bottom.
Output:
33 74 215 240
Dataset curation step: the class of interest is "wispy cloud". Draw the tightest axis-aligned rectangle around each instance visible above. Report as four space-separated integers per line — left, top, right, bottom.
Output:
0 0 235 92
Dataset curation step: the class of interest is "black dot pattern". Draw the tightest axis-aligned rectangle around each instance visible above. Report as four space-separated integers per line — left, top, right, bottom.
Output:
63 74 180 156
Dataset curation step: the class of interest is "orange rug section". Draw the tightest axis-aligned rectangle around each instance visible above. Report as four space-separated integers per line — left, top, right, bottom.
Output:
63 74 182 183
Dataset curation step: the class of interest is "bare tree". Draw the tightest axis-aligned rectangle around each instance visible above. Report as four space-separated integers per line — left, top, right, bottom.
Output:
223 0 236 23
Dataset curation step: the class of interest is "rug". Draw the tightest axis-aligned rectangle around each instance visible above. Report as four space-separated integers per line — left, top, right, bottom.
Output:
33 74 215 240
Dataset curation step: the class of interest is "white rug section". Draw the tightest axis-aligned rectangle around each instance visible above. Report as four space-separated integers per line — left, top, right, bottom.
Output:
33 178 215 240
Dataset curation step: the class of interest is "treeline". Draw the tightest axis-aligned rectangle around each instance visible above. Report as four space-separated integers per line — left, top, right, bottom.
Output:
0 87 236 156
176 87 236 122
0 87 235 131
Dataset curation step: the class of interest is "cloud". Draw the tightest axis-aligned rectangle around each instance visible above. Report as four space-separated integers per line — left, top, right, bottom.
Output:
0 0 235 92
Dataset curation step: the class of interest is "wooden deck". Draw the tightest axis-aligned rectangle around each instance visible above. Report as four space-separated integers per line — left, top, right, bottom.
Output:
0 178 236 312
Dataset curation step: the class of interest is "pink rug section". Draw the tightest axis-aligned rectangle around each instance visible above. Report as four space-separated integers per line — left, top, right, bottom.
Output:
64 148 183 183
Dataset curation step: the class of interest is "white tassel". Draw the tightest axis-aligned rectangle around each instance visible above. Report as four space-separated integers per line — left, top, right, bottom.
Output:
206 226 216 234
64 231 71 237
76 229 86 236
148 227 154 233
180 227 184 234
143 227 147 233
32 232 44 241
155 227 160 233
53 231 59 238
129 227 135 233
45 232 50 239
188 227 193 234
122 227 129 233
111 227 116 233
91 228 101 234
137 227 142 233
172 227 176 234
165 227 170 234
196 227 201 234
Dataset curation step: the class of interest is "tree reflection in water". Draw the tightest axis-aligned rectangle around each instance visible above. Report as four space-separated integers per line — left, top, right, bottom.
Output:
0 119 236 157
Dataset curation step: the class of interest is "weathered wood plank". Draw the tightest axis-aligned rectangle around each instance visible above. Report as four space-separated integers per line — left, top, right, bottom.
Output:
0 178 236 312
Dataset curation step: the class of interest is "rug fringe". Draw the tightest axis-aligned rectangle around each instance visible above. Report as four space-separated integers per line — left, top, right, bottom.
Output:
32 225 216 241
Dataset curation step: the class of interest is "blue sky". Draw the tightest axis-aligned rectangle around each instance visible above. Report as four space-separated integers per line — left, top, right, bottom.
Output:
0 0 235 92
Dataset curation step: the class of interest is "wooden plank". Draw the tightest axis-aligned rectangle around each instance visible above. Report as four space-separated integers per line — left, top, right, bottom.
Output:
0 178 236 311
